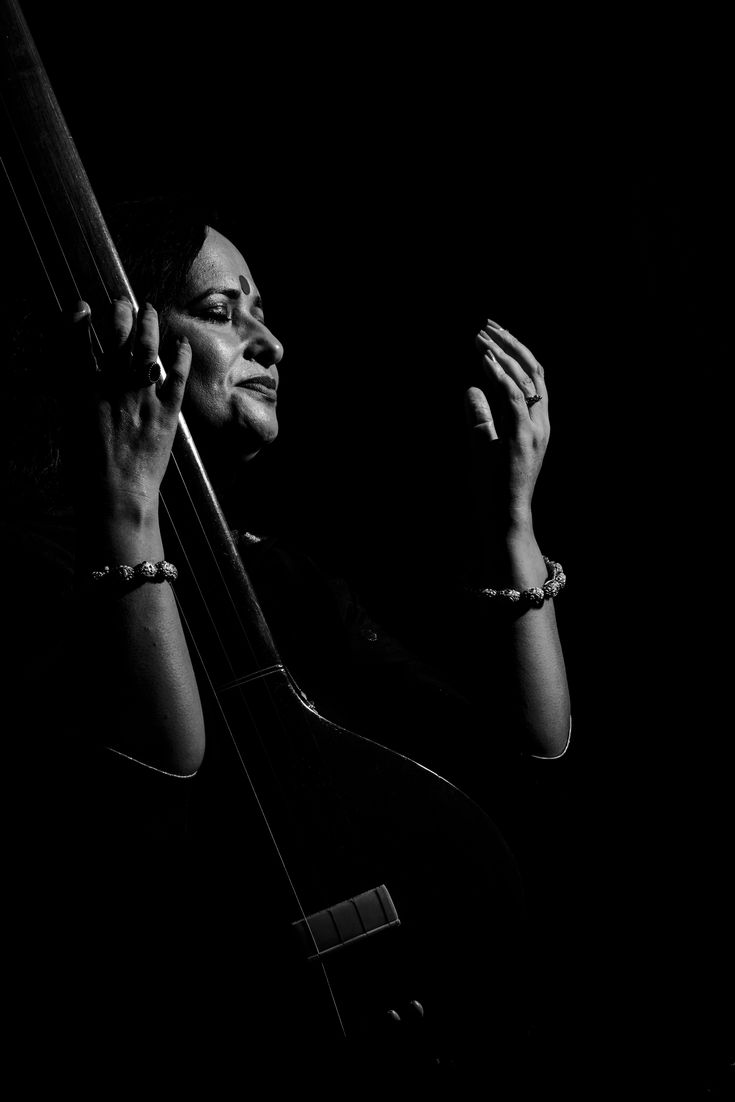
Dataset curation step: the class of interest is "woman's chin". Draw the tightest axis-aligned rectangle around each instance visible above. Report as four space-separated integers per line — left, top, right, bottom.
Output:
196 415 278 468
243 416 279 456
236 407 279 452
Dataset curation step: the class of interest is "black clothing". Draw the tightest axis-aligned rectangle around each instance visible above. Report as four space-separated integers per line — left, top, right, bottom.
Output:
3 506 543 1094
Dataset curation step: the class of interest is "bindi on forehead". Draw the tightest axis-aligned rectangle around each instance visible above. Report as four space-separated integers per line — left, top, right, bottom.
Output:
239 274 252 296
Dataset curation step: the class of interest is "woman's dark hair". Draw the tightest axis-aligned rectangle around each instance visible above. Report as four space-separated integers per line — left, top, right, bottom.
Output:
2 193 217 507
103 193 214 328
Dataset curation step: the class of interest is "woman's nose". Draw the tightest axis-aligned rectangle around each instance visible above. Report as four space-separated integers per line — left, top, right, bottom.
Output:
249 321 284 367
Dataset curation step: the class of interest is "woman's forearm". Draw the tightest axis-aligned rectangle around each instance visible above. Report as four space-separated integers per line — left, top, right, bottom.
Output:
77 500 205 775
65 302 203 774
480 521 570 757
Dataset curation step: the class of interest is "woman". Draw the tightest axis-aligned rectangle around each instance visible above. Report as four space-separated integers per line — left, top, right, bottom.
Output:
64 199 568 762
4 195 570 1090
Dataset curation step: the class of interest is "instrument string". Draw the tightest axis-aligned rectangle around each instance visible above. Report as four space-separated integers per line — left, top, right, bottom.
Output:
0 97 105 357
158 455 324 763
7 126 335 989
4 116 325 830
4 42 280 692
3 19 344 1009
157 470 334 829
13 76 267 682
38 128 311 856
1 149 61 311
157 464 358 990
167 559 346 1035
161 461 262 672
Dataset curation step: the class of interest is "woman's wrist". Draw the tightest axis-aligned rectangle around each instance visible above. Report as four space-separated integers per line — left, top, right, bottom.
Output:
77 479 161 526
502 514 536 548
473 498 534 544
77 502 164 566
473 519 549 590
495 545 547 591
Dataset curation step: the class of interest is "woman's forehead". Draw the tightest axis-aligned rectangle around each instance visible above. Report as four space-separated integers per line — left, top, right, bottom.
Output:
188 227 254 290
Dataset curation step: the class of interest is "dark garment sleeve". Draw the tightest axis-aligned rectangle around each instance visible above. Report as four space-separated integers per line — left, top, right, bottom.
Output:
240 537 523 803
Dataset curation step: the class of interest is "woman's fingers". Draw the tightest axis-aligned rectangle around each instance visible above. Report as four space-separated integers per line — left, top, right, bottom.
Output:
159 337 192 411
71 300 91 326
71 299 178 394
70 298 192 427
477 343 532 426
92 299 164 390
466 319 551 520
69 300 100 379
464 385 499 443
476 328 537 408
97 299 192 411
484 319 548 406
105 298 136 372
130 302 161 386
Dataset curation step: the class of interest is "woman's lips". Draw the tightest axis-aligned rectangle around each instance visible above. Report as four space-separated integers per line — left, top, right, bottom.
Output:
236 376 277 401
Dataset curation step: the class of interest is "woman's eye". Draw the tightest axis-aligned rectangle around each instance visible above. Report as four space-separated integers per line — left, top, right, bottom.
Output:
199 305 230 323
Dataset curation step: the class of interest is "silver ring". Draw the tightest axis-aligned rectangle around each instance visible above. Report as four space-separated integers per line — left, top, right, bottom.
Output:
525 393 542 408
130 361 161 387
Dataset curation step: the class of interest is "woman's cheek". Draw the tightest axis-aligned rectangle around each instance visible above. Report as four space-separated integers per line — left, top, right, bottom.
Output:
183 368 228 430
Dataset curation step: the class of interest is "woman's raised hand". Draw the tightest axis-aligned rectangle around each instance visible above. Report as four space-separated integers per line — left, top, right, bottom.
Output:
464 319 550 535
69 298 191 519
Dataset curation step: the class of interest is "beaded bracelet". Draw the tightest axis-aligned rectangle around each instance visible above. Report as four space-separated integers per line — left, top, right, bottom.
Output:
471 556 566 608
89 560 179 587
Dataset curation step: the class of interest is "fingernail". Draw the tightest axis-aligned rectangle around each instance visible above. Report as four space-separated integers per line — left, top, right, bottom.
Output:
486 318 503 330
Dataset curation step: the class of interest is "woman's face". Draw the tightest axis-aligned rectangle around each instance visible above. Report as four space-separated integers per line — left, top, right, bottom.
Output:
165 227 284 466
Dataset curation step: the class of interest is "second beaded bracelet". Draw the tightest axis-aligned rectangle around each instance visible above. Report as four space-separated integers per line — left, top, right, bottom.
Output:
470 556 566 608
89 560 179 587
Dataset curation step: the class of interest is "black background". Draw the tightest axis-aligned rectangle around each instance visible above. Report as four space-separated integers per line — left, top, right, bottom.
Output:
4 3 731 1096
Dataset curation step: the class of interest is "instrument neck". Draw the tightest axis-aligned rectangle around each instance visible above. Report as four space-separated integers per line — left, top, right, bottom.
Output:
1 0 282 678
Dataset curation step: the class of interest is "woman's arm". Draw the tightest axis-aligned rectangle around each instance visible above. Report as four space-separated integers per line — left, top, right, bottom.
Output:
71 299 205 776
463 320 571 758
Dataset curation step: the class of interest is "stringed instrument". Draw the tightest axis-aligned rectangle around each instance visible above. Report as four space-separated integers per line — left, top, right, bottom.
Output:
1 1 527 1087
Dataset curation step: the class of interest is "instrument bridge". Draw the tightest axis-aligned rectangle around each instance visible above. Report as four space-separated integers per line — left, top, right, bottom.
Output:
293 885 400 961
